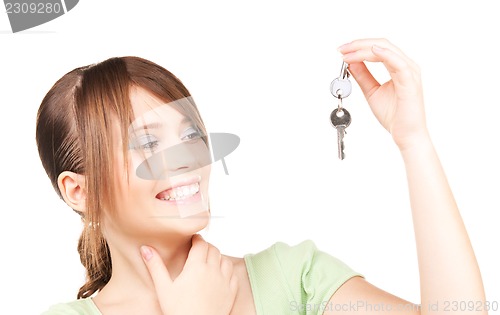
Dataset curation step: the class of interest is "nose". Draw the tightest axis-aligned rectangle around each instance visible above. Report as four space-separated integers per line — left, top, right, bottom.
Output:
136 136 212 180
166 140 196 174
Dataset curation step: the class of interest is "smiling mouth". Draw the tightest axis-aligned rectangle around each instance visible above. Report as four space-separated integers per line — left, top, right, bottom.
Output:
156 182 200 201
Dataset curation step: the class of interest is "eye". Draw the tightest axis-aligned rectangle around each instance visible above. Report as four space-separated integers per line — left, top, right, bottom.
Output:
129 134 159 151
181 126 202 141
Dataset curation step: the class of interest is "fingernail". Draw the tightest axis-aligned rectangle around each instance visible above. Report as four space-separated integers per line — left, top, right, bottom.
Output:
372 45 384 53
141 246 153 261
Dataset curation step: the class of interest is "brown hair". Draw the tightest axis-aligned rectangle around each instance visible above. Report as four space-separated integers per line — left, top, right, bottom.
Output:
35 57 208 299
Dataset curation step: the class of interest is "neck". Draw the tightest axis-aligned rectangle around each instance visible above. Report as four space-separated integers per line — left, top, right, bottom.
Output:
96 232 193 305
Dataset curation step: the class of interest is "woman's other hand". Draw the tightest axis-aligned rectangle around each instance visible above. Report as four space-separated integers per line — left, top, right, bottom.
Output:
338 38 429 151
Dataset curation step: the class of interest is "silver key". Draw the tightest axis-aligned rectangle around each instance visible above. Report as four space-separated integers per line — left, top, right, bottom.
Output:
330 78 352 99
330 108 351 160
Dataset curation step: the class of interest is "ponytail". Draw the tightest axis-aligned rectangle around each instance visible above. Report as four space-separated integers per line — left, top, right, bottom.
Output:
76 222 112 299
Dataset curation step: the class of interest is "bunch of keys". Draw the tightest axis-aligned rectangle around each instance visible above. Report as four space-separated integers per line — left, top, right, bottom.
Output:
330 61 352 160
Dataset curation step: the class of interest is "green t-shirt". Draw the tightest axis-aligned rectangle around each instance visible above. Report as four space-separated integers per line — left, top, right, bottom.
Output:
42 240 362 315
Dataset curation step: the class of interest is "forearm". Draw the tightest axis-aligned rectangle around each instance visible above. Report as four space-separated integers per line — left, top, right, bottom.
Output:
400 133 487 314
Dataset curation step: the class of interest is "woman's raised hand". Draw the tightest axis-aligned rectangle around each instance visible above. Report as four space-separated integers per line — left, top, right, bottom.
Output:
338 38 429 151
141 234 238 315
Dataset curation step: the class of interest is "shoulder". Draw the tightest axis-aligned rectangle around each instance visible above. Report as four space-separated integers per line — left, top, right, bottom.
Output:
244 239 317 263
246 239 359 276
41 298 101 315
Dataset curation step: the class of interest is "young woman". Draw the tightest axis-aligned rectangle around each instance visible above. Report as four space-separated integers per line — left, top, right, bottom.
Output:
39 38 487 315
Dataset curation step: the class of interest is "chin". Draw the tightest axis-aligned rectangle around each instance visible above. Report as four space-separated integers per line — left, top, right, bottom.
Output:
172 207 212 235
188 208 211 229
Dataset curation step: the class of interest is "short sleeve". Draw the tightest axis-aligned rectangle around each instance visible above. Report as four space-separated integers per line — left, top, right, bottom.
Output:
276 241 362 314
244 240 363 315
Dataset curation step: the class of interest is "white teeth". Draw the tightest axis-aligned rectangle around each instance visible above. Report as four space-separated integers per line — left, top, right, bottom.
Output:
182 186 189 196
160 182 200 201
189 185 197 195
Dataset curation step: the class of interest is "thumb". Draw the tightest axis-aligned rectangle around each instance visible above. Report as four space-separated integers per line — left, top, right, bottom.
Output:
141 245 173 295
347 62 380 100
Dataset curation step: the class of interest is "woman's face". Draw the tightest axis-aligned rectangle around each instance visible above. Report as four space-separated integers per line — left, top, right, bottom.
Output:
102 86 211 243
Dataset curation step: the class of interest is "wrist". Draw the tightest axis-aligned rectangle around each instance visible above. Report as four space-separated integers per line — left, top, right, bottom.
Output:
397 130 434 157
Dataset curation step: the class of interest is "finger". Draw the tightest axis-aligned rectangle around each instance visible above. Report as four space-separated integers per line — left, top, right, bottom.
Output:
339 38 405 59
141 245 173 295
342 48 384 64
229 273 239 300
185 234 209 266
206 243 222 266
342 46 417 74
342 47 419 77
339 38 419 71
220 256 234 278
347 62 381 99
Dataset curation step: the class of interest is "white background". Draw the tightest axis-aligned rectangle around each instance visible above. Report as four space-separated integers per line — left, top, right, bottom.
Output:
1 1 499 314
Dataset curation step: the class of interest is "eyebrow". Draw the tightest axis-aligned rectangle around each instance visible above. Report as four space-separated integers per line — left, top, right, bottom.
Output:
132 117 191 133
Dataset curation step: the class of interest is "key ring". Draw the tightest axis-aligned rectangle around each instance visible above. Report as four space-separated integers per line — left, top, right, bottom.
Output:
337 96 344 113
